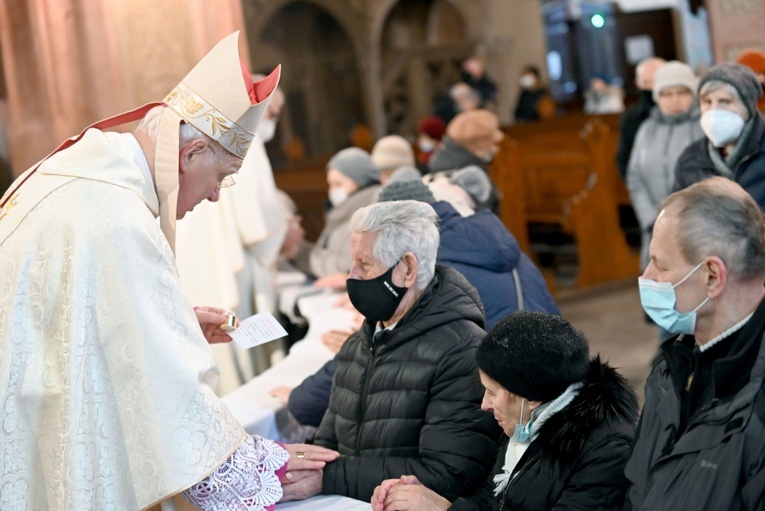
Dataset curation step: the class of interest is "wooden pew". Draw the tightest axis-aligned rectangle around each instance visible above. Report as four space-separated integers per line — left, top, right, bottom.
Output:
493 118 639 288
273 157 331 243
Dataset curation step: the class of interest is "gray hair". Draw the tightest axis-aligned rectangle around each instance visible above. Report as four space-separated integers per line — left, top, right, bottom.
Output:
136 105 225 155
661 177 765 280
350 200 440 290
699 80 745 108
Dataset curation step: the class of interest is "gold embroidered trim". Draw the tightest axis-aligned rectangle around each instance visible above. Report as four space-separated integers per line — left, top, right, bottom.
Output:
164 82 253 158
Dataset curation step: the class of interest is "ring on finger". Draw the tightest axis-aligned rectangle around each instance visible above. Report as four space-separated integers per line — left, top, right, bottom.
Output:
296 450 306 459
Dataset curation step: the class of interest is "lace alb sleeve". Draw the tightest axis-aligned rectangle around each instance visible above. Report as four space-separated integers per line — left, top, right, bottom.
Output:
182 435 290 511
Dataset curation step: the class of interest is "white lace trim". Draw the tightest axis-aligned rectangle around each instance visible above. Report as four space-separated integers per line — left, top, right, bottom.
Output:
698 313 753 353
182 435 290 511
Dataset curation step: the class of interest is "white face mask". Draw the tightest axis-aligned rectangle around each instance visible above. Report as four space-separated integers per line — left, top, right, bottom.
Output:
418 138 435 153
328 187 349 207
700 109 745 148
257 118 277 143
519 74 536 89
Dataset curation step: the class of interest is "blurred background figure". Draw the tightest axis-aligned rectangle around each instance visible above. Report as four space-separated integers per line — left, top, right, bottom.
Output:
370 134 416 185
616 57 666 179
461 56 498 108
737 49 765 114
584 73 625 114
626 61 702 271
310 147 381 288
450 82 482 115
513 65 554 122
416 115 447 169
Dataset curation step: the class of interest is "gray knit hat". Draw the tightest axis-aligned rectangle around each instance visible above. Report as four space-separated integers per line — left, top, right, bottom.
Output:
450 165 491 205
653 61 698 101
477 311 590 402
378 178 436 204
699 63 762 116
388 165 422 184
327 147 380 188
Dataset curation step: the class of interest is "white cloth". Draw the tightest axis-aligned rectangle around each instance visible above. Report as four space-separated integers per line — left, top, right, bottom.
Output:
0 130 284 511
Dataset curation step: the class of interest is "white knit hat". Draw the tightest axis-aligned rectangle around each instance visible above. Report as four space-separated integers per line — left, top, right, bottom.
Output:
653 61 697 101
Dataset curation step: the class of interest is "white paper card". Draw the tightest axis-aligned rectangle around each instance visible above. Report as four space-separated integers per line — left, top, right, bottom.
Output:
230 312 288 350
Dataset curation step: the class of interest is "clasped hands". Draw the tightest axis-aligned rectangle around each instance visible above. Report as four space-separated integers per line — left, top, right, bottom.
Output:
372 475 451 511
279 443 340 502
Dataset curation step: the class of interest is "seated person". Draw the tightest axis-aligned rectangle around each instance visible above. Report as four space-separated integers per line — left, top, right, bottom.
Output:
292 200 500 502
514 65 553 122
427 110 504 212
584 74 625 115
281 173 559 428
372 311 639 511
309 147 380 287
371 134 416 185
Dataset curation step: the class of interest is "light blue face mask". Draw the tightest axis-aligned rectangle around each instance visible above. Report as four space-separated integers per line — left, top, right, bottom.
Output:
510 399 532 443
638 261 710 335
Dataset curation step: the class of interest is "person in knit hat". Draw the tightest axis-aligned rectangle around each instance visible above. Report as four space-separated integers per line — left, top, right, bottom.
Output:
674 63 765 209
370 135 416 185
372 311 638 511
737 49 765 113
427 109 504 212
310 146 381 286
416 115 447 167
627 61 703 273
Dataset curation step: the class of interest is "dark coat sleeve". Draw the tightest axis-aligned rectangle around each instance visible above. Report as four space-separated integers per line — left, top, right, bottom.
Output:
319 339 499 502
449 440 506 511
616 110 640 180
551 428 633 511
287 357 337 427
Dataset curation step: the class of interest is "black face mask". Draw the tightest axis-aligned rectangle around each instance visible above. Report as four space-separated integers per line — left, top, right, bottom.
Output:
346 263 408 323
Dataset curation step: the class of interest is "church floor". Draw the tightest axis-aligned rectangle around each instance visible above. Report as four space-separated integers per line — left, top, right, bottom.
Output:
557 278 660 406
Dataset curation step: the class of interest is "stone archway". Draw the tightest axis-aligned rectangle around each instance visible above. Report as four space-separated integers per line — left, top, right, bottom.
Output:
376 0 475 138
242 0 369 161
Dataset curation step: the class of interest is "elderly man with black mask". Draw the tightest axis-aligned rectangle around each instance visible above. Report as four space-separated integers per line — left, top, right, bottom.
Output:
291 200 499 503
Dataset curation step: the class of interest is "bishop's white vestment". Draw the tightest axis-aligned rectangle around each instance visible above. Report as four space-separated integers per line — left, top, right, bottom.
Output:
0 129 287 510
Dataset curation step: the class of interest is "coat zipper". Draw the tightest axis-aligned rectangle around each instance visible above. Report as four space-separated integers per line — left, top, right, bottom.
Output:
354 338 377 456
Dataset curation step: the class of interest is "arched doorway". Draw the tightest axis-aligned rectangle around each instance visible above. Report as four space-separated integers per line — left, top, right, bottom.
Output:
243 1 366 165
380 0 473 138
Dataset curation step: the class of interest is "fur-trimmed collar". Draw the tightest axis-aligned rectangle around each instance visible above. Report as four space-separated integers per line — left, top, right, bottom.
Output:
532 356 639 466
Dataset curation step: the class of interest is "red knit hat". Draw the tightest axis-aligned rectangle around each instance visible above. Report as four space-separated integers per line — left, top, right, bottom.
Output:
417 115 447 141
737 50 765 74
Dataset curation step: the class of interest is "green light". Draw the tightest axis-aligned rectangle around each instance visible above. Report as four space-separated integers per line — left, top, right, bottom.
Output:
591 13 605 28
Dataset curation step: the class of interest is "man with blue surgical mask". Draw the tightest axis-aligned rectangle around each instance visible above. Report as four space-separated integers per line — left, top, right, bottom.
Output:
674 63 765 209
626 177 765 511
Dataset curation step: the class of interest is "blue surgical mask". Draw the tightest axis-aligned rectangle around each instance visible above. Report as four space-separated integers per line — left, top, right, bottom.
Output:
510 399 532 443
638 261 710 335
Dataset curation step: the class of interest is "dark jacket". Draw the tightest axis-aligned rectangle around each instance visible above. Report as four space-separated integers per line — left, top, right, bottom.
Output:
450 357 638 511
624 297 765 511
616 91 655 179
314 266 500 502
514 88 548 122
288 203 559 428
434 201 559 327
673 113 765 209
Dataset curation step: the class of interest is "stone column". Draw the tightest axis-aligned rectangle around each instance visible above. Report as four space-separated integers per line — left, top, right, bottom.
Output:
705 0 765 62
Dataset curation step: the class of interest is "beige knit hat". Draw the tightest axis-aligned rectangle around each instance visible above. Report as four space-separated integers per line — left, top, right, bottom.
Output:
652 61 697 101
371 135 415 170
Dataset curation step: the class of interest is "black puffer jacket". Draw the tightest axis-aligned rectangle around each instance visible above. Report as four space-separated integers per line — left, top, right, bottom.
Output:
314 266 500 501
450 357 639 511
